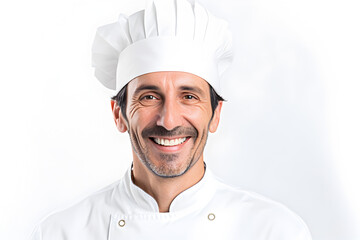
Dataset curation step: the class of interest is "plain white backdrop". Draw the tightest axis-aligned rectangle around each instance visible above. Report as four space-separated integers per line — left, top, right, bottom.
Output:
0 0 359 239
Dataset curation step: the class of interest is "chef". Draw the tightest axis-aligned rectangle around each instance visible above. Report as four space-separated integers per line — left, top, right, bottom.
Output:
30 0 312 239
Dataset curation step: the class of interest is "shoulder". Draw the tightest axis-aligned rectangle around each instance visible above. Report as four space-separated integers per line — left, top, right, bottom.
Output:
30 180 121 240
209 174 312 239
46 179 121 221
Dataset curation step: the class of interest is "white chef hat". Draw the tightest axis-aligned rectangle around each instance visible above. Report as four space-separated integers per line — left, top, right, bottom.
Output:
92 0 233 94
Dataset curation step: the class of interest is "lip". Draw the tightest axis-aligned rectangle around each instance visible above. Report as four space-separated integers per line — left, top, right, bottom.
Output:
149 137 191 153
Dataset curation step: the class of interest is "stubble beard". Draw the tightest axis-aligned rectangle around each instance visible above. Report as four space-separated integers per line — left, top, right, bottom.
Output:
129 125 207 178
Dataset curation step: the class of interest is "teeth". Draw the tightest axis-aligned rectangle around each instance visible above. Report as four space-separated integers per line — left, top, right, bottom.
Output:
153 137 187 146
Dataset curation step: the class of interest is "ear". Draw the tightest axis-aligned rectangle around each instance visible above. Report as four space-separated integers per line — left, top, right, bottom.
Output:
111 100 128 133
209 101 223 133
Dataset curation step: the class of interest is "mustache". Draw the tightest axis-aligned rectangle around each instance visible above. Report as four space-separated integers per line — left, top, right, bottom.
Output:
142 126 198 138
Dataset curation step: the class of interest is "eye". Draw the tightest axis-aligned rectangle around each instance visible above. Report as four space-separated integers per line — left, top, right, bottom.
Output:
183 94 197 100
142 95 157 100
139 94 161 105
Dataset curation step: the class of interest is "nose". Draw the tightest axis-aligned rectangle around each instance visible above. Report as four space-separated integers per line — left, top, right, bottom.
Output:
156 98 183 131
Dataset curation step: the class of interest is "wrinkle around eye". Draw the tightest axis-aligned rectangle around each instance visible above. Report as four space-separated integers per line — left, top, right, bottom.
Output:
128 96 161 118
128 102 141 119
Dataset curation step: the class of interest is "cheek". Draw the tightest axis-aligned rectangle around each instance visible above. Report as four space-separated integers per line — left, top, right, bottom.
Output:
182 106 212 128
129 107 158 133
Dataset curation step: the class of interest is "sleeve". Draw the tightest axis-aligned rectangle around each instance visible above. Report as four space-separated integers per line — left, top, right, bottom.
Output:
272 208 313 240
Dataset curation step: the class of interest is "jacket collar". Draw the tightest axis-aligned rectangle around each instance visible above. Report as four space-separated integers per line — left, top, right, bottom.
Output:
118 163 216 214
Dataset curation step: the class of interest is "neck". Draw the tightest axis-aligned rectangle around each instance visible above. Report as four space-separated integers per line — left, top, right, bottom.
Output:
131 158 205 212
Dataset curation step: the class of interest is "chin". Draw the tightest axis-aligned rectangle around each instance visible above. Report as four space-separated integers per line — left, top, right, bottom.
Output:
144 155 197 178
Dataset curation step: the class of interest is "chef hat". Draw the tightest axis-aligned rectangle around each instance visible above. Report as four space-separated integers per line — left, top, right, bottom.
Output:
92 0 233 94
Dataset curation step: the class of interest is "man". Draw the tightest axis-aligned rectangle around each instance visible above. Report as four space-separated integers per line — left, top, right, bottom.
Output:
31 0 312 239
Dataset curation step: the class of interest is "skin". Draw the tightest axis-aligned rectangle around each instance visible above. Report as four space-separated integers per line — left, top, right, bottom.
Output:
111 71 222 212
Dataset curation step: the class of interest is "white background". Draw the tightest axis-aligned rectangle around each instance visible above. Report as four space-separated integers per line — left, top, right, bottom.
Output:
0 0 359 239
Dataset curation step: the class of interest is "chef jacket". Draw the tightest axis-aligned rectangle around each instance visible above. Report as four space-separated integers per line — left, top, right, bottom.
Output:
30 167 312 240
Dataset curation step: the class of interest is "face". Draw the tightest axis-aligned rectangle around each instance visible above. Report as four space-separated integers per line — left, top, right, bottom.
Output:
113 71 222 178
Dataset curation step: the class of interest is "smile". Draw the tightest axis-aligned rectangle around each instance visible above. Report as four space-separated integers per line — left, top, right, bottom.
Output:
151 137 187 147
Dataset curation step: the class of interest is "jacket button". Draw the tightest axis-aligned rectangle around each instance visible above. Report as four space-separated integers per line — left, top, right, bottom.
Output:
118 219 126 227
208 213 215 221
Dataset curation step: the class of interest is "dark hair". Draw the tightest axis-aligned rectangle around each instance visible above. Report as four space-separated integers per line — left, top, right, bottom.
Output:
112 84 128 121
111 84 224 121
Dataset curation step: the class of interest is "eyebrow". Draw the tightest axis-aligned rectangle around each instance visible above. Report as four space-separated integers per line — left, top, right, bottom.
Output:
133 84 206 96
179 86 206 96
134 84 161 96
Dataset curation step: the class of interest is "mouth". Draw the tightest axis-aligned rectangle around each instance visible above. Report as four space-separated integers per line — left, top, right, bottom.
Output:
150 137 189 147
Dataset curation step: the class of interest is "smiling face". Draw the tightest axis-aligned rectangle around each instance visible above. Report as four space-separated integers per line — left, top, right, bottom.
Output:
112 71 222 178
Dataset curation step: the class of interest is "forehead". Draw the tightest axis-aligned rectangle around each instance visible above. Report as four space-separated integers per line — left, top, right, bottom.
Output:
127 71 210 95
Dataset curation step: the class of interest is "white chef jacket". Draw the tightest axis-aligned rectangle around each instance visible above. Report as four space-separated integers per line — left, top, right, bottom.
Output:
30 167 312 240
